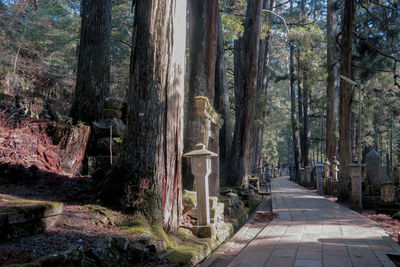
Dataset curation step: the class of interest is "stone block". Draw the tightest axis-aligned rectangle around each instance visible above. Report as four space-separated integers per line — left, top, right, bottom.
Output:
194 225 215 238
381 182 396 203
210 203 224 223
209 196 218 209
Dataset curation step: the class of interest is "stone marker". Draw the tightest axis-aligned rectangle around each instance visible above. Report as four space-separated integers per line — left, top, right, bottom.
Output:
381 182 396 203
348 163 362 209
305 166 312 187
365 149 382 194
323 159 331 194
300 168 305 185
315 163 324 195
183 143 217 238
332 156 340 181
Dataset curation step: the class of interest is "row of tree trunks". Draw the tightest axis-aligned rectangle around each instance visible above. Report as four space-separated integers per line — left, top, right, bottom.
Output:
338 0 356 202
71 0 111 124
326 0 340 163
214 12 232 186
99 0 187 232
230 0 264 186
302 73 312 166
183 0 219 191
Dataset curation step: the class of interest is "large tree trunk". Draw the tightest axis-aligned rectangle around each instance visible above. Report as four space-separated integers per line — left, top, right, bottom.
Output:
214 12 232 186
297 50 305 166
71 0 111 123
252 0 274 170
230 0 263 186
183 0 219 191
339 0 355 202
289 0 301 182
303 74 312 166
99 0 186 232
326 0 340 163
290 45 302 183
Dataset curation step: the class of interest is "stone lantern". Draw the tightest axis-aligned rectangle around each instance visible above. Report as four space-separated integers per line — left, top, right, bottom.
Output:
315 163 324 195
183 143 217 237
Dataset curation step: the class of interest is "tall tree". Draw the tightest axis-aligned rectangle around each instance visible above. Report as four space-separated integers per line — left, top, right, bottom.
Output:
99 0 187 232
252 0 275 170
326 0 340 163
183 0 219 190
339 0 356 201
215 11 232 185
289 0 301 182
231 0 263 186
70 0 111 123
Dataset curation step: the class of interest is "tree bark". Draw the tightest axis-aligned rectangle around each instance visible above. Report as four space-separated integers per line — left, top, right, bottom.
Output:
339 0 355 202
214 11 232 186
183 0 219 191
252 0 275 170
326 0 340 163
297 50 305 166
71 0 111 123
230 0 263 186
99 0 186 232
303 74 311 166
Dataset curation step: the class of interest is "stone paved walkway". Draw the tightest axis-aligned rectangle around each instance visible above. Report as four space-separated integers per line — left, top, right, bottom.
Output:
202 177 400 267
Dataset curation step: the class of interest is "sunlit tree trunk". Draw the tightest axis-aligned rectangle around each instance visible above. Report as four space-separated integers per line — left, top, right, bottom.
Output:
231 0 263 186
326 0 340 163
339 0 356 202
183 0 219 190
71 0 111 123
99 0 186 232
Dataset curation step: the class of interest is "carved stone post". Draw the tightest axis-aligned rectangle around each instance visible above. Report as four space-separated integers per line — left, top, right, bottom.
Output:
348 163 362 209
332 156 340 195
183 143 217 237
315 163 324 195
324 159 331 194
305 166 312 187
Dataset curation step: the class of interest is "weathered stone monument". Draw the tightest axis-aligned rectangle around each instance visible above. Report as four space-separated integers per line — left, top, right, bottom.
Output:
305 166 312 187
315 163 324 195
300 168 305 185
193 97 223 197
348 163 362 209
365 149 388 195
183 143 217 238
323 159 331 194
331 156 340 196
381 182 396 203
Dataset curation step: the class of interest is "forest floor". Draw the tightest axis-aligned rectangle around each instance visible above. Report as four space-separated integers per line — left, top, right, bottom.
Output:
0 167 130 266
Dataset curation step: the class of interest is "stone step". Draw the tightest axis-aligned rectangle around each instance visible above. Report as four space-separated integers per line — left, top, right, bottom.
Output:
0 195 63 241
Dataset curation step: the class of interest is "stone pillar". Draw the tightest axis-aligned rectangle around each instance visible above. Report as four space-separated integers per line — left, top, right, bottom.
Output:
315 163 324 195
183 143 217 238
348 163 362 209
323 159 331 194
300 168 305 185
381 182 396 203
305 166 312 187
331 156 340 196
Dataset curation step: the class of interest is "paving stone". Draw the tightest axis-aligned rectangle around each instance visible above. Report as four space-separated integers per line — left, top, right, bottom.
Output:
203 177 400 267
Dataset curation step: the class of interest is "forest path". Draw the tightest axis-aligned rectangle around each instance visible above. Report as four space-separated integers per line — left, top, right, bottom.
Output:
202 177 400 267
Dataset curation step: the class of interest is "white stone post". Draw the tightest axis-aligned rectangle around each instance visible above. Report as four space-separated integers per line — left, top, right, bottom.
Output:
183 143 217 237
348 163 362 210
332 156 340 181
324 159 331 194
315 163 324 195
